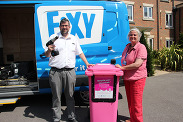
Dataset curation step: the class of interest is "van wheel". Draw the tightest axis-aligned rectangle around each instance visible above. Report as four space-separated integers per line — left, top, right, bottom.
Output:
79 91 89 104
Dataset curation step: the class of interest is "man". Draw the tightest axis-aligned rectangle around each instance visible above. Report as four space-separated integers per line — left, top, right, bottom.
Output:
45 18 92 122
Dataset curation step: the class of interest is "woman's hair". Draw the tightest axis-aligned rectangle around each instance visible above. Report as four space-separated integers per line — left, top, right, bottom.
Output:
128 28 142 41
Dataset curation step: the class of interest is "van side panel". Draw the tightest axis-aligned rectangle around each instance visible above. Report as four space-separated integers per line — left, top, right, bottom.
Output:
35 2 107 91
34 1 129 93
0 1 129 96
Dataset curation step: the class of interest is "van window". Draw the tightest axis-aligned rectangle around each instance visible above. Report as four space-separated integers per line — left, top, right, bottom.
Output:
106 12 118 42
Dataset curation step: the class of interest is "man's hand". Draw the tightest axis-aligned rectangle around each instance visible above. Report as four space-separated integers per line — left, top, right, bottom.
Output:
86 64 95 68
48 44 55 52
45 44 56 57
79 53 94 68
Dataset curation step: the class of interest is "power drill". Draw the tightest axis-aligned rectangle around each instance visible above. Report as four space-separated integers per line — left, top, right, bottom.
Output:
46 36 59 56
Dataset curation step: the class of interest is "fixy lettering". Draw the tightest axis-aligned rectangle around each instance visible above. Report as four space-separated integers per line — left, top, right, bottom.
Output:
47 11 60 37
47 11 95 39
82 13 95 38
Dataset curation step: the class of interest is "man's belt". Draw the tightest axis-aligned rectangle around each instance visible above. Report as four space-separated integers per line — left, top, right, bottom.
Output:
51 67 74 71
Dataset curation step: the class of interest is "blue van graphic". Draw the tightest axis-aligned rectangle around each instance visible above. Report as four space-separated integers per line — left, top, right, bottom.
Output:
0 1 129 103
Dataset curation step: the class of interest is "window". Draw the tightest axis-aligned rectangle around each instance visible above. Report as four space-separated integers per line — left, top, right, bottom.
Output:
143 3 154 21
149 38 154 50
106 12 118 42
127 4 133 21
166 13 173 27
166 39 173 48
143 6 152 19
160 0 169 2
146 34 154 50
123 1 135 22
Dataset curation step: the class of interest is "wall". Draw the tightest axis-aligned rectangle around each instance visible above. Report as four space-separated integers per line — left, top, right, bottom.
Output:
175 3 183 43
115 0 183 50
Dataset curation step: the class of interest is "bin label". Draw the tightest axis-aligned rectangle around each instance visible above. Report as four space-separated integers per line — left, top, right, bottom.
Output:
94 76 114 99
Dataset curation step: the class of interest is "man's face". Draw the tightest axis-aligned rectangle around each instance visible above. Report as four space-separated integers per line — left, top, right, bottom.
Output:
60 21 70 37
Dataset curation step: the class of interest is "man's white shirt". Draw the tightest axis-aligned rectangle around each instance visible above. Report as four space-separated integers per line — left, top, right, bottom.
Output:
45 32 83 69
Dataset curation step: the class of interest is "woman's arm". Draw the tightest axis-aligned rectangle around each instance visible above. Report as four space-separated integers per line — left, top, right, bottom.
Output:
116 58 143 70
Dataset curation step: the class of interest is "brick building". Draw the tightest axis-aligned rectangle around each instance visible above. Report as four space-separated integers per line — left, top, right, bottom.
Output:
175 2 183 43
114 0 183 50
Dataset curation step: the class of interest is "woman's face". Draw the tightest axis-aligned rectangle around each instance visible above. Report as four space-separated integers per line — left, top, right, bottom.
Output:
129 30 139 46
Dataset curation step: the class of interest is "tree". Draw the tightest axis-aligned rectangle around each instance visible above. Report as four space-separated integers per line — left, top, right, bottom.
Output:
140 31 154 76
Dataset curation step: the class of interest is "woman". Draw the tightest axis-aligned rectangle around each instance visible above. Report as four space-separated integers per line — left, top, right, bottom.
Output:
116 28 147 122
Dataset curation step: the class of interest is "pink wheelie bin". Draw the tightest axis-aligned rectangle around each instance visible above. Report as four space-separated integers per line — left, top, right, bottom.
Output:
85 63 123 122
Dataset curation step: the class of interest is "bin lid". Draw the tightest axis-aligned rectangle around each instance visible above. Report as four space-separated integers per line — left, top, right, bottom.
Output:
85 63 123 76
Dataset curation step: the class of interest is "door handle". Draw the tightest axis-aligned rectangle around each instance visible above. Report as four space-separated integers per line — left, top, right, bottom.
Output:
108 46 112 50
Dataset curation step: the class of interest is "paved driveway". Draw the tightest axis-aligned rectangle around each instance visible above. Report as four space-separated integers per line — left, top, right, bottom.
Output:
0 71 183 122
118 71 183 122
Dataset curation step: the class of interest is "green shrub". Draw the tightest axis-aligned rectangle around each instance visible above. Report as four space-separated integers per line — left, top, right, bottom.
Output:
140 31 155 76
159 44 183 71
152 50 161 65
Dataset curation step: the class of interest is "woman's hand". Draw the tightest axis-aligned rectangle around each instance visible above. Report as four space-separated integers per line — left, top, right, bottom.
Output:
115 64 125 70
115 64 122 69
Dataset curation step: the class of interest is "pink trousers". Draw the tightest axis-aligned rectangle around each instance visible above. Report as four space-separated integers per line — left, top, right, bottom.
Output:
124 78 146 122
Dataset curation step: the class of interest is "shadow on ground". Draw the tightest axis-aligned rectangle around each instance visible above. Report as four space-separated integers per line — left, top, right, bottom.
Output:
0 92 128 122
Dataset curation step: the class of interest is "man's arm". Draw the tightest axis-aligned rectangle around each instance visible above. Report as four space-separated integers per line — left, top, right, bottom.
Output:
79 53 92 68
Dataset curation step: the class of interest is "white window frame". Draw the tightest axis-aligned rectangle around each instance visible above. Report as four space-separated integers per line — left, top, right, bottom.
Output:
143 3 154 21
127 4 134 21
160 0 169 2
123 1 135 22
145 34 154 50
149 38 154 50
165 37 173 48
165 11 173 28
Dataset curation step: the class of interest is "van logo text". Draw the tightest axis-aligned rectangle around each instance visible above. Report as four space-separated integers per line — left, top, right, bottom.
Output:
47 11 95 39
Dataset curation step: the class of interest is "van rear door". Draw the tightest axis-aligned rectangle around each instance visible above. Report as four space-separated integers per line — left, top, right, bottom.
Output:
0 3 39 98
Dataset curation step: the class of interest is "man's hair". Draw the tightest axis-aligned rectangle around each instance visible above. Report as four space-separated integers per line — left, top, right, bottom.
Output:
60 18 70 26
